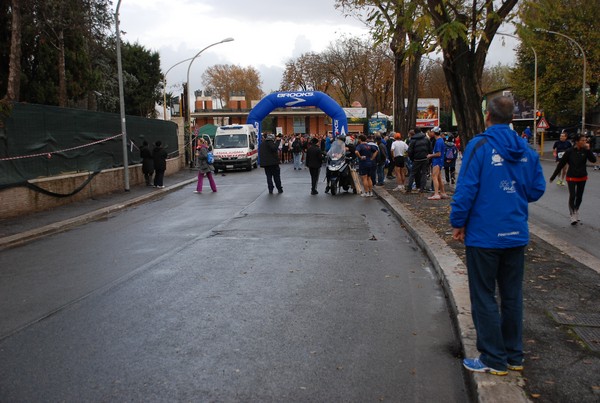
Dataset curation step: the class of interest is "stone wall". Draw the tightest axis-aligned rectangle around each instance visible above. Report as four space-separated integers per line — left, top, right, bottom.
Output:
0 157 183 220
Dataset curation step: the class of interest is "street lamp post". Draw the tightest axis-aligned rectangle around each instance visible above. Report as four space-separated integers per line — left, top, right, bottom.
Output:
534 28 587 135
185 37 234 166
162 57 196 120
115 0 129 190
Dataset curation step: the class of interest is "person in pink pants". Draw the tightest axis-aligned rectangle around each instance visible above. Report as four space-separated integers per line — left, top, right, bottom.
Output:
194 139 217 193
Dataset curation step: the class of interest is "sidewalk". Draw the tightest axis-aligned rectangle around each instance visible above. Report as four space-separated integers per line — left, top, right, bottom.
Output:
2 166 599 402
0 169 198 249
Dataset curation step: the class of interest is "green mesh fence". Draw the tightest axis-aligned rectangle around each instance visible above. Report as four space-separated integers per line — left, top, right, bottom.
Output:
0 103 178 189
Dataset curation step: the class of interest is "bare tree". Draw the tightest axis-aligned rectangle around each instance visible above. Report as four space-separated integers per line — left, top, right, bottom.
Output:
335 0 434 135
280 52 332 93
202 64 263 106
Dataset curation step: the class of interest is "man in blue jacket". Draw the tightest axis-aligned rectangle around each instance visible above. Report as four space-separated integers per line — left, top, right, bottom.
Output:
450 96 546 376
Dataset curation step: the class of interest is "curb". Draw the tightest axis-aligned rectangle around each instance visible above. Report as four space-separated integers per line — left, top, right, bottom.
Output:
0 178 197 250
374 187 530 403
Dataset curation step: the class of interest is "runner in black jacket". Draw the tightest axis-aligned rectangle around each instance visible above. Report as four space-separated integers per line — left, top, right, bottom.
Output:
550 134 597 224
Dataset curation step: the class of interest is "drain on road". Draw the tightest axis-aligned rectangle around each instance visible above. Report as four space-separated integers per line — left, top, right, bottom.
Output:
550 311 600 327
572 327 600 352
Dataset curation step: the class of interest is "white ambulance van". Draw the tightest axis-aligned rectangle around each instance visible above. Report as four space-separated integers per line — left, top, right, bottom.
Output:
212 124 258 172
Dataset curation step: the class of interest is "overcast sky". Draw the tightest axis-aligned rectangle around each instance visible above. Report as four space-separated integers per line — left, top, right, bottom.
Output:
117 0 517 100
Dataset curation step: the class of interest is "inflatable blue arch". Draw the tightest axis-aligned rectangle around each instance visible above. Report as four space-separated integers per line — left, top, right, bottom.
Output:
247 91 348 141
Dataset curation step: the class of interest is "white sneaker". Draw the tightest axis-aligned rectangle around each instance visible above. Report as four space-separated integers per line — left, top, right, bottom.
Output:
368 191 373 197
570 213 577 225
393 186 402 191
361 192 368 197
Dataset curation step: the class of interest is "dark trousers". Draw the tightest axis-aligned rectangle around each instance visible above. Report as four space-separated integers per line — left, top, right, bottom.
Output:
376 163 385 185
407 159 428 191
143 172 153 186
567 180 587 213
466 246 525 371
153 169 165 187
309 167 320 191
263 165 282 192
387 162 395 177
444 163 456 183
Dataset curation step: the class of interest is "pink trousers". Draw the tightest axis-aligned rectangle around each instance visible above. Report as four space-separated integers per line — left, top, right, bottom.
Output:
196 171 217 192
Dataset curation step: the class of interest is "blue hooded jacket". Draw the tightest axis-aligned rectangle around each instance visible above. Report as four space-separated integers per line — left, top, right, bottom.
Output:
450 124 546 248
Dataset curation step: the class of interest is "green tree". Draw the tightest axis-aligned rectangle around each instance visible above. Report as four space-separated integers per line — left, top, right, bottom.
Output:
426 0 518 141
511 0 600 128
1 0 122 111
121 42 162 117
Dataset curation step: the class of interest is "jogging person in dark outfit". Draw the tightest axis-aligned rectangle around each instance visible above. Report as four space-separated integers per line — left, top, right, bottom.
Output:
550 133 597 224
552 130 572 186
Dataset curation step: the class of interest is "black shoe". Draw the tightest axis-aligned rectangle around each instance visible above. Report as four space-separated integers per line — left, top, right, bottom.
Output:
311 190 318 195
278 188 283 193
324 186 330 193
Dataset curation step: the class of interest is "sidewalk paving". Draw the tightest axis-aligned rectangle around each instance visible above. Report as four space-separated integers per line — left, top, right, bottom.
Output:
2 166 599 402
0 169 198 249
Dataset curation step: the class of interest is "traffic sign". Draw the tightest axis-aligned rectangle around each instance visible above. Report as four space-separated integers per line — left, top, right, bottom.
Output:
537 117 550 129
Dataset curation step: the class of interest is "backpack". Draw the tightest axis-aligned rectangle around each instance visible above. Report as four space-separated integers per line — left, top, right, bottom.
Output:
445 146 456 160
292 139 302 153
207 151 214 164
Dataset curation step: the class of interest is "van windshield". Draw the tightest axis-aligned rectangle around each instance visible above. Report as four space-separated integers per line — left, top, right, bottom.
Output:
214 134 248 149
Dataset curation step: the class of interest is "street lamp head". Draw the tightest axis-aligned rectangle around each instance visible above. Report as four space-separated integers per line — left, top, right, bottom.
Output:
221 37 234 43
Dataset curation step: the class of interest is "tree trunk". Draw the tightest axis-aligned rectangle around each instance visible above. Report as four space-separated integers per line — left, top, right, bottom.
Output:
392 54 405 134
58 30 67 107
404 53 422 135
5 0 22 102
426 0 518 145
442 47 486 144
390 29 406 134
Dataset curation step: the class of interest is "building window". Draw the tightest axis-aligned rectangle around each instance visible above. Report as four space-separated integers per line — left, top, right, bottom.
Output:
293 116 306 134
